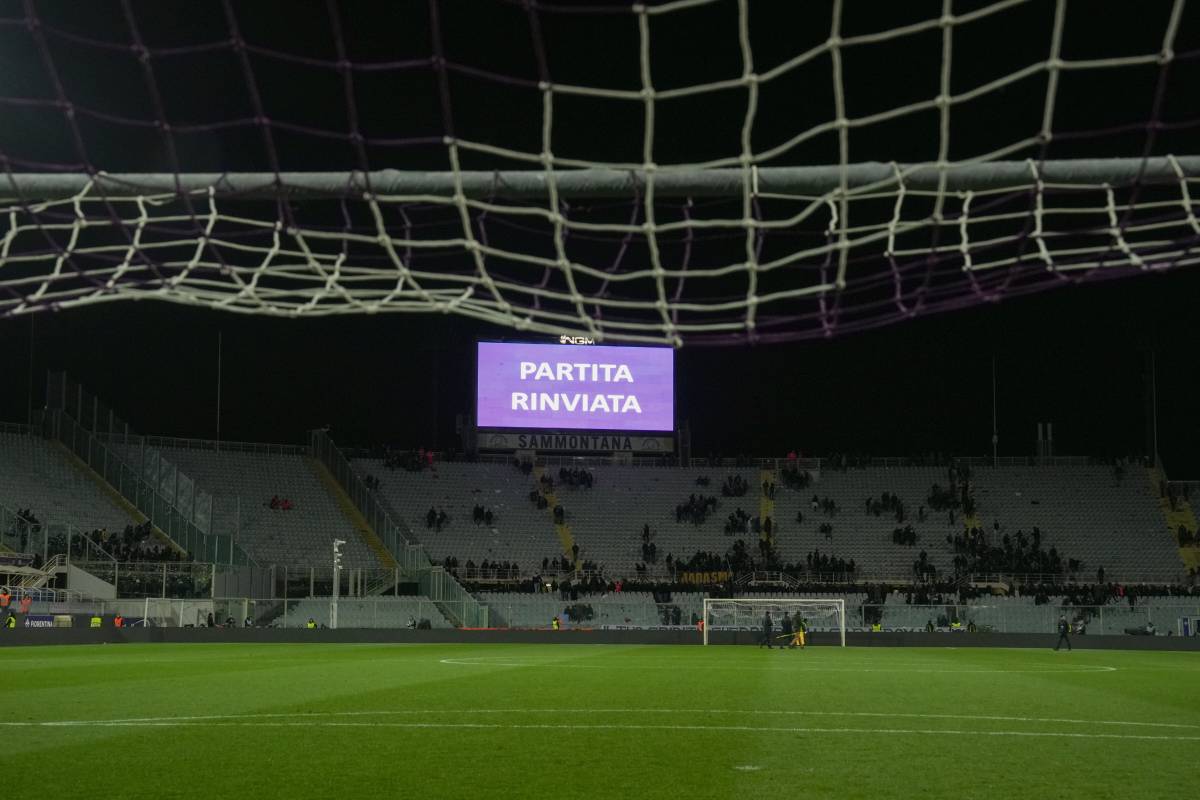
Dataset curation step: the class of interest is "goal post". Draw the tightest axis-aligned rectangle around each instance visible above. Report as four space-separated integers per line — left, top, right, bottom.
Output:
702 597 846 647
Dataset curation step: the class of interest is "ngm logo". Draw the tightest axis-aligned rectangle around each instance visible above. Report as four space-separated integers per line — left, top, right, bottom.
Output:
559 335 595 345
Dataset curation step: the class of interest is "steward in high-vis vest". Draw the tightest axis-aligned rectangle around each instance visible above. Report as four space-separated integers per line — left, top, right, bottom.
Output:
3 613 15 629
306 618 317 629
114 614 124 628
0 589 11 613
90 614 102 628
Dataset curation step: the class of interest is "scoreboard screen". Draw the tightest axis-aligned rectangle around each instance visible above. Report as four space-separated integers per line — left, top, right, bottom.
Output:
476 341 674 432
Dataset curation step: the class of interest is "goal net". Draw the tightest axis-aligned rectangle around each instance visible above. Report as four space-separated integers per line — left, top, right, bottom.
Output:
703 597 846 646
0 1 1196 344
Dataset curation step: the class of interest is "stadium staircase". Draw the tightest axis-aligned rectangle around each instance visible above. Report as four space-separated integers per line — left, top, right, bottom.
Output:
16 553 65 589
534 466 577 567
48 439 165 540
1149 467 1200 571
309 430 489 627
40 417 239 563
759 468 776 550
307 457 397 570
40 373 253 565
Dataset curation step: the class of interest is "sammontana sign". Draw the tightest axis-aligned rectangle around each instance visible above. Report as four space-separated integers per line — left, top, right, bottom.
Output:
481 431 674 453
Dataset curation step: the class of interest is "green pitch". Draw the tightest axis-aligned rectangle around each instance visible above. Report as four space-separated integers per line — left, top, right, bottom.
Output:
2 643 1197 799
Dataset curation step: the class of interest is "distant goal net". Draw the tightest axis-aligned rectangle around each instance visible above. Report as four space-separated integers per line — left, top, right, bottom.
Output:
1 1 1197 344
703 597 846 646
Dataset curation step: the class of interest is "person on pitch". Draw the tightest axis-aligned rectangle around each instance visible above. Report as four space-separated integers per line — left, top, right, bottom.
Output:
780 611 794 649
793 616 807 649
1054 615 1071 651
759 611 773 648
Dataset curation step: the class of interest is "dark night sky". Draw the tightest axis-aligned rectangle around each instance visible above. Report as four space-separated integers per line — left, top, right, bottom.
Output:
2 264 1197 475
0 1 1197 473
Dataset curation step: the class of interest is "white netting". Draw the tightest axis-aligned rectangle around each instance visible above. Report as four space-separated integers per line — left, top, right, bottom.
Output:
0 0 1197 344
703 597 846 644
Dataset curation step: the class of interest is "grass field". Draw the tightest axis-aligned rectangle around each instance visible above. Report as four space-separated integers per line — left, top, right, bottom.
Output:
2 643 1197 799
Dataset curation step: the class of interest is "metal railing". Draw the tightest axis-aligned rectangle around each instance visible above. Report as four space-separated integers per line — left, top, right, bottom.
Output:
310 430 488 627
130 434 308 457
38 408 253 566
457 453 1102 471
967 571 1187 586
45 371 252 541
101 596 469 629
67 593 1200 636
0 582 85 604
71 560 216 600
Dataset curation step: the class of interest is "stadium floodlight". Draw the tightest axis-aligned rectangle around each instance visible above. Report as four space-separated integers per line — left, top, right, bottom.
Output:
0 1 1196 345
702 597 846 647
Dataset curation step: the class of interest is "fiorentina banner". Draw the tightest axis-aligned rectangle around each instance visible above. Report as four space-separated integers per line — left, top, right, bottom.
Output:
477 342 674 432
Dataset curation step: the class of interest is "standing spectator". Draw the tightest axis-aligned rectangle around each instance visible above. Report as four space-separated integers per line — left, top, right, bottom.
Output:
759 611 774 649
1054 615 1071 651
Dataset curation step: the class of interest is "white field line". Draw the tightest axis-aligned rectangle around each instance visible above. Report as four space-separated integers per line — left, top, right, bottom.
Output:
1 719 1197 742
4 707 1197 732
437 656 1120 674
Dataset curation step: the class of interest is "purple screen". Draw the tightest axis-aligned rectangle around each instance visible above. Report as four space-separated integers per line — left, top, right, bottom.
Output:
476 342 674 432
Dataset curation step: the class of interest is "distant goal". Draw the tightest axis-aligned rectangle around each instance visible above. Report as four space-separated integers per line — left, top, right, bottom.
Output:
702 597 846 647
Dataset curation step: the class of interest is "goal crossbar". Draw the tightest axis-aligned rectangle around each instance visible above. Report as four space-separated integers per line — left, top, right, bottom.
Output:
3 156 1198 201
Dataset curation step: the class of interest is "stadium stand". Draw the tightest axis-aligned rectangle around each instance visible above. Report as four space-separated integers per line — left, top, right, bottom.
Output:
134 446 382 569
555 465 762 574
5 426 1194 633
0 430 137 536
353 459 564 571
360 460 1182 582
769 466 959 577
481 590 697 629
969 465 1179 579
280 597 453 628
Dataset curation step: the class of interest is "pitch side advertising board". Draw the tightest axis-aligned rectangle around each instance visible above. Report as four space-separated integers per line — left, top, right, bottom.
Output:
476 341 674 433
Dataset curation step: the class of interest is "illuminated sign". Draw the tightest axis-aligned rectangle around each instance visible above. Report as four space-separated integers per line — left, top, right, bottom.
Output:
477 341 674 432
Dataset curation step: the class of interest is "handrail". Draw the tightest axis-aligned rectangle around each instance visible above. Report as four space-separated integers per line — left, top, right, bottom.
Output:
38 408 254 567
44 371 260 552
968 571 1186 586
15 553 61 589
112 434 309 457
447 564 1190 589
75 530 118 566
0 581 83 603
309 429 488 627
358 451 1106 471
